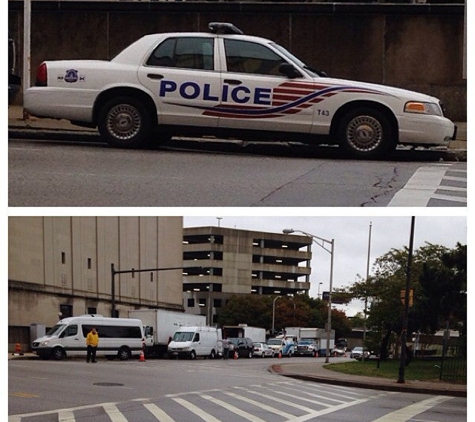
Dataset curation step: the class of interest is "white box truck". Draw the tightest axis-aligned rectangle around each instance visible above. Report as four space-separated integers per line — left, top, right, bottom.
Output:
222 324 266 343
128 309 206 358
31 314 145 361
167 326 222 359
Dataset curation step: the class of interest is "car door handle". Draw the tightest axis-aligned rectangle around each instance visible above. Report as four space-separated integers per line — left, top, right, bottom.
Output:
223 79 242 85
147 73 164 80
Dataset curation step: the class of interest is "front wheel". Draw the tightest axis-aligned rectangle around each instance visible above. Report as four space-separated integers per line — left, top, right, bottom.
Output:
337 107 395 159
51 347 65 361
98 97 152 149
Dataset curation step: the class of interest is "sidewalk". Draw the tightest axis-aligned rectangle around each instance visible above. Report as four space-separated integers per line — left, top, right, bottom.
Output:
8 105 467 153
9 353 466 397
271 360 466 397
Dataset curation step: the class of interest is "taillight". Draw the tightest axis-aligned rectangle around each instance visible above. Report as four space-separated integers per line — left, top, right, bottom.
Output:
35 62 47 86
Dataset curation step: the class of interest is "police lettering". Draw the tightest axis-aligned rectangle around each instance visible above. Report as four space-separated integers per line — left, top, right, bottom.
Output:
159 79 271 105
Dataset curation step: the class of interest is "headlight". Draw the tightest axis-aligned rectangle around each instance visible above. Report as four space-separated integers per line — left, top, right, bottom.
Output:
404 101 442 116
41 340 49 346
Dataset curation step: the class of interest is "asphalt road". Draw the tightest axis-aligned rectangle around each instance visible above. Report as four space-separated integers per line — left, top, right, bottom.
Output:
8 137 467 207
8 357 467 422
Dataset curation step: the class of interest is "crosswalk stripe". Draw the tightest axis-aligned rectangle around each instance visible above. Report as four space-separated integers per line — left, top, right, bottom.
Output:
58 410 76 422
431 193 467 203
388 164 467 206
370 396 452 422
143 403 176 422
102 403 129 422
236 387 317 413
223 391 296 419
201 393 268 422
172 397 222 422
279 384 347 404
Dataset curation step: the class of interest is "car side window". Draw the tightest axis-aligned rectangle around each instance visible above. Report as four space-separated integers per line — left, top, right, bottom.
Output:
60 325 78 338
224 39 285 76
147 37 214 70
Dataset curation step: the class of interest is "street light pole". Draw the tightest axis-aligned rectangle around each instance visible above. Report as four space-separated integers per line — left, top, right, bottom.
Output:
283 228 334 363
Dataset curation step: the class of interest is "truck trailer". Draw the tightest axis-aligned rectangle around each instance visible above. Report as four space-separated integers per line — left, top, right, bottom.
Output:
222 325 266 343
128 309 206 358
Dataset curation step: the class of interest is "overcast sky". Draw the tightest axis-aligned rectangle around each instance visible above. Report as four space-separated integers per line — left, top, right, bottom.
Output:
184 215 467 316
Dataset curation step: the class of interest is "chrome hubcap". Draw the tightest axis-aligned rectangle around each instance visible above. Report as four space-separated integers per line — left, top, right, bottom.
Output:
346 115 383 152
107 104 141 140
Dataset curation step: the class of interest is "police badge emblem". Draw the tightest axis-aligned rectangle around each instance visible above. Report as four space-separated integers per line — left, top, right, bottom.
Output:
64 69 79 83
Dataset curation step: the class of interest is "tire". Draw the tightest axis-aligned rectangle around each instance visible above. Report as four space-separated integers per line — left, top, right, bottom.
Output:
51 347 65 361
98 96 152 149
209 349 216 360
247 350 253 359
337 107 395 159
190 350 196 360
118 346 131 361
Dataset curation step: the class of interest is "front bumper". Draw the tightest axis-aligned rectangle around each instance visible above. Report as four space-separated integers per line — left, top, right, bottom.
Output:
398 114 456 146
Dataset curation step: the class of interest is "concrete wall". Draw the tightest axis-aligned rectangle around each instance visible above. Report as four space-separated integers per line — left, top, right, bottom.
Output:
9 217 184 330
8 1 466 119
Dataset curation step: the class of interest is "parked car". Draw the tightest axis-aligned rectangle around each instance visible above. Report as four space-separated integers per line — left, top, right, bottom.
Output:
350 346 371 359
252 342 274 358
227 337 254 358
24 22 456 159
294 339 318 357
331 346 347 357
267 337 295 357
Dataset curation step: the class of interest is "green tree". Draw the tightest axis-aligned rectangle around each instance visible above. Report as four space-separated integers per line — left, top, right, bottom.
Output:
346 243 466 359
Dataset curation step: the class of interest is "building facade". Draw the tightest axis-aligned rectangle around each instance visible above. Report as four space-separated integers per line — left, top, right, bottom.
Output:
182 226 313 324
8 216 183 350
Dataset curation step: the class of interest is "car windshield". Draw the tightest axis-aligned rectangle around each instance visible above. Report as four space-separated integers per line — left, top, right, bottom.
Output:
45 324 66 336
173 332 194 342
299 340 312 345
271 43 321 77
267 339 282 345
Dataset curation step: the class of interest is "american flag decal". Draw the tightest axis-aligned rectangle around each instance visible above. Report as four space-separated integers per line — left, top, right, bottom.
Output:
201 81 385 119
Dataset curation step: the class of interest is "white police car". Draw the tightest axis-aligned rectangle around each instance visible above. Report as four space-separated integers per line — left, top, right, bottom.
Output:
25 22 455 159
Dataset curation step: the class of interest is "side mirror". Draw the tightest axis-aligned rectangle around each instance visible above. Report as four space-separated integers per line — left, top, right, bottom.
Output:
279 63 302 79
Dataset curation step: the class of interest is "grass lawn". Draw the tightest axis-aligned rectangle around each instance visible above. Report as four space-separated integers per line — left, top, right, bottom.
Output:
323 359 443 382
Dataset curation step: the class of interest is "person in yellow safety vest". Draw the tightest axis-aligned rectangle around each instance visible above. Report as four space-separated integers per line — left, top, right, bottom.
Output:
86 327 99 363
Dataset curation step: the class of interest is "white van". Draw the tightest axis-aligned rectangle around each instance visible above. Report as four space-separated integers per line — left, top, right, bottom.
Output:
167 326 221 359
31 315 145 361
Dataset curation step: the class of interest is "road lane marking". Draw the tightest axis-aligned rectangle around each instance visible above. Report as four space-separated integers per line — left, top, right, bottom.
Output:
223 391 296 419
388 166 450 206
143 403 176 422
58 410 76 422
102 403 129 422
370 395 453 422
172 397 222 422
201 393 268 422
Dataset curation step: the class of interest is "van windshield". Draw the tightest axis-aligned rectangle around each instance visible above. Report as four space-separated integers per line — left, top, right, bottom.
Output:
267 339 282 345
173 332 194 342
45 324 66 336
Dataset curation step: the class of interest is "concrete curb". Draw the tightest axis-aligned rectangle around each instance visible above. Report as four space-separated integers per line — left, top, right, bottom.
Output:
270 363 466 398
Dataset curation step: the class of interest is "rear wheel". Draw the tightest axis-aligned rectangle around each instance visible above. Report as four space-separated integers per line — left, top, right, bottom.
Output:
98 97 152 149
118 346 131 361
337 107 395 159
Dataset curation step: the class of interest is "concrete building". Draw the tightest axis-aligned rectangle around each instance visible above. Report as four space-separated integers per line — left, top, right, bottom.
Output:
8 216 183 351
182 226 313 324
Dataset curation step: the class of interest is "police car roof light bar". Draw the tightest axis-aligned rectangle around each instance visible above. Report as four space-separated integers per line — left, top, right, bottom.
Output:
208 22 244 35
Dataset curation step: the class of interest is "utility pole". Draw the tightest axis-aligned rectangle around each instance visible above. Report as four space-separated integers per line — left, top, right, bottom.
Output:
397 217 415 384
